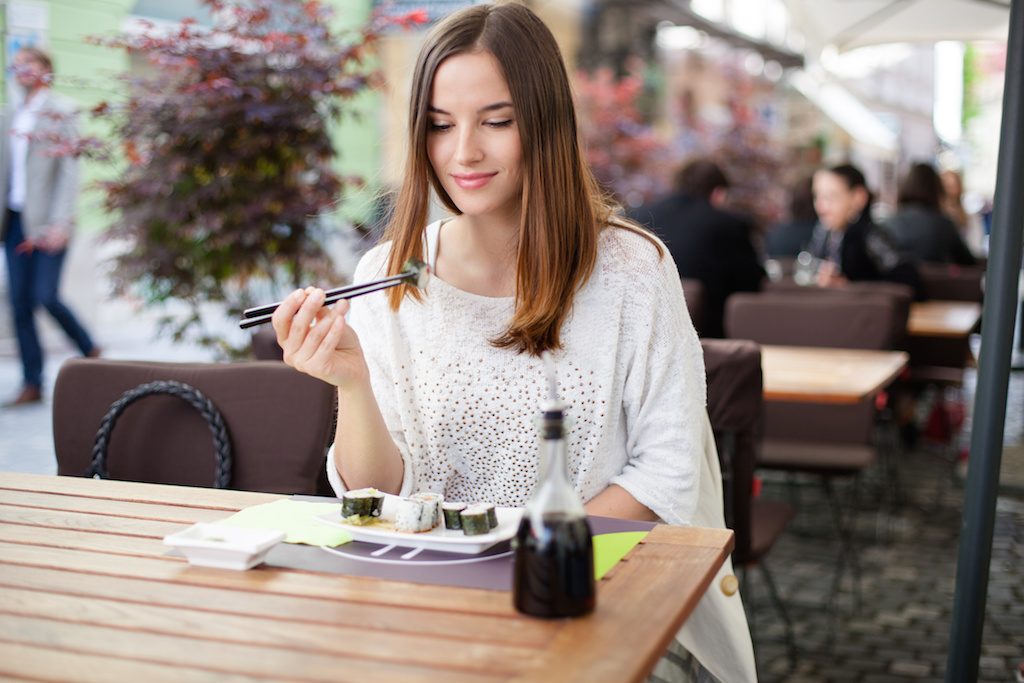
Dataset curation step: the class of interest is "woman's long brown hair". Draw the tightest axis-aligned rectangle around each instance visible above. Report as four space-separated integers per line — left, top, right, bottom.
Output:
383 2 660 355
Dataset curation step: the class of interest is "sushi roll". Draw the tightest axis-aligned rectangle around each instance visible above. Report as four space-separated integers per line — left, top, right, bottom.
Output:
410 492 443 529
395 497 427 532
442 502 467 530
341 488 381 518
475 502 498 529
460 505 492 536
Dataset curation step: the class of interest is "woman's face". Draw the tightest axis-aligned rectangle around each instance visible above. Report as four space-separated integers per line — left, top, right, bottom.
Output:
813 170 867 231
426 50 523 223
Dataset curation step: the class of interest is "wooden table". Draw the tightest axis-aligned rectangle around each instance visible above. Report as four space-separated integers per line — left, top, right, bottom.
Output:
908 300 982 338
0 472 732 683
761 345 909 404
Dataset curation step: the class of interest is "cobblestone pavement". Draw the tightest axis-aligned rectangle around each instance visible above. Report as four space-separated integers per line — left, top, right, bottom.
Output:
749 435 1024 682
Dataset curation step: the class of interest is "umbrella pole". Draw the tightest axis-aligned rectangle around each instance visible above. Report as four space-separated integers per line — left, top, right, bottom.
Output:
946 1 1024 680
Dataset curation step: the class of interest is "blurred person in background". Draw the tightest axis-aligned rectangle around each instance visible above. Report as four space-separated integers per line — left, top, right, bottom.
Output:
808 163 924 298
939 168 986 257
765 174 817 258
629 158 764 338
1 46 99 407
885 162 976 266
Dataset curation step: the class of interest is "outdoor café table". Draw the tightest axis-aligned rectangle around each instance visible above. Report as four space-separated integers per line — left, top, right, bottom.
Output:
0 472 733 683
907 300 982 339
761 345 910 404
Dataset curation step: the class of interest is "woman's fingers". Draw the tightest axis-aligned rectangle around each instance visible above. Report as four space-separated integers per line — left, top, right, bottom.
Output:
293 308 340 369
308 315 348 369
271 288 306 346
285 287 325 351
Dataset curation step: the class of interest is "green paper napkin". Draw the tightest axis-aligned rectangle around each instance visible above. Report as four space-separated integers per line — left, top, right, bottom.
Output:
593 531 649 580
219 500 351 547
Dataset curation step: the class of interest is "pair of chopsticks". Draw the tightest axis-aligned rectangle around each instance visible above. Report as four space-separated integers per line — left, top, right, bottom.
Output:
237 260 429 330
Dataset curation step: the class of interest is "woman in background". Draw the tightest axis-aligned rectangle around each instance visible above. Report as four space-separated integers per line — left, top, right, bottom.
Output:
809 163 924 297
885 162 977 266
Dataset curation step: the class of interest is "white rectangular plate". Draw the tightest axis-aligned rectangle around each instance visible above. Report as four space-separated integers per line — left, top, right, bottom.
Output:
315 494 522 555
163 523 285 570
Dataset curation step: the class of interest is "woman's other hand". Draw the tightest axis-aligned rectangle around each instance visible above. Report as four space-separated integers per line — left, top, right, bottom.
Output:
271 287 368 388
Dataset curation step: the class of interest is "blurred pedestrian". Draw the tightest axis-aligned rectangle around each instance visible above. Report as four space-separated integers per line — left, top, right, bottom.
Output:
808 163 924 297
1 46 98 407
629 158 764 338
885 162 976 266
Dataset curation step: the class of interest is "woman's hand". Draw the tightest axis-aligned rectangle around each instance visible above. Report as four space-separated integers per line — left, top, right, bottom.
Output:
815 262 848 288
271 287 368 388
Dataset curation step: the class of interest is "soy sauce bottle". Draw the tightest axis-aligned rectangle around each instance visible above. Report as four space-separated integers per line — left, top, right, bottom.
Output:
513 359 595 618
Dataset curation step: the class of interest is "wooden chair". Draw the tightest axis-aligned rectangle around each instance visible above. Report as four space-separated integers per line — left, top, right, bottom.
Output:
725 292 903 607
702 338 796 665
53 359 336 495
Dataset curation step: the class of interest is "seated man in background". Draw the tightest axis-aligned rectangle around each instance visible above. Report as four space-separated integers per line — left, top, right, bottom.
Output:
629 158 764 338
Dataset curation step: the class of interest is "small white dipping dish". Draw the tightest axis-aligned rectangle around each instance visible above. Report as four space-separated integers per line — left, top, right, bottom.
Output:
163 523 285 570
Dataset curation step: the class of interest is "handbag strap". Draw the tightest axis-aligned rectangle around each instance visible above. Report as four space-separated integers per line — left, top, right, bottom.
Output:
86 380 232 488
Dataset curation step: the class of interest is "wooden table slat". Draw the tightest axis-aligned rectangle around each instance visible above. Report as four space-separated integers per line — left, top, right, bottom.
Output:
0 563 552 647
0 584 534 673
0 615 508 683
0 504 195 542
0 488 244 524
0 641 261 683
0 472 281 510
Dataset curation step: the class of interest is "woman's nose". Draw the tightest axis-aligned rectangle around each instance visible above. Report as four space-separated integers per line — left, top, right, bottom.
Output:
455 129 484 165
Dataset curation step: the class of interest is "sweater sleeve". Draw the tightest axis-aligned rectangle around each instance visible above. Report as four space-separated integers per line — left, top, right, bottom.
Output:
324 244 415 497
608 240 705 525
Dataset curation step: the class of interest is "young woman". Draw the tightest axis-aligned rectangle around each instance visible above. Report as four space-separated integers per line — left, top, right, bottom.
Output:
272 4 754 680
884 162 977 266
809 163 923 297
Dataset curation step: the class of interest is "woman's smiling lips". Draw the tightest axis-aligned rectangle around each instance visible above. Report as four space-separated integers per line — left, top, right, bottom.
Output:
451 172 498 189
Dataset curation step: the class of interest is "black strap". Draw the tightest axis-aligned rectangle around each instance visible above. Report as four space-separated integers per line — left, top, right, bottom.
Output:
86 380 232 488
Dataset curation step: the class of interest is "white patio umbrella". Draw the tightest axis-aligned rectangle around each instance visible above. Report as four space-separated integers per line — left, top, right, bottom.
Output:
784 0 1011 52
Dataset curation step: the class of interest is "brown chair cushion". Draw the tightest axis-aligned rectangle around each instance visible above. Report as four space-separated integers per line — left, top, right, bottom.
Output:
53 359 336 494
759 439 876 474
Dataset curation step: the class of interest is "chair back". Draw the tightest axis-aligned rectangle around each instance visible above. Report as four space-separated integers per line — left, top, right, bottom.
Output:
54 359 336 494
725 292 897 350
701 339 763 564
918 263 984 302
680 278 705 337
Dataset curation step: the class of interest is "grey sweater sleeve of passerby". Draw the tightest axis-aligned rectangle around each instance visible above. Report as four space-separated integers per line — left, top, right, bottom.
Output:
49 101 80 235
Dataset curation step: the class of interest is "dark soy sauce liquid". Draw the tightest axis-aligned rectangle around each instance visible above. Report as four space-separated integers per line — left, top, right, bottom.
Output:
513 513 595 618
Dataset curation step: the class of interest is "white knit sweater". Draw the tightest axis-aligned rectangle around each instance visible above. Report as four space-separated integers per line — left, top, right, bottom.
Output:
326 219 706 526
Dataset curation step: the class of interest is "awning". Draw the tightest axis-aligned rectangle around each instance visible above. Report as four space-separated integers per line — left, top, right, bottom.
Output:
784 0 1011 52
787 69 900 158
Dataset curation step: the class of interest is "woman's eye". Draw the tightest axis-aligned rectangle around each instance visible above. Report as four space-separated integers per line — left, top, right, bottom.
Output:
486 119 513 128
429 121 452 132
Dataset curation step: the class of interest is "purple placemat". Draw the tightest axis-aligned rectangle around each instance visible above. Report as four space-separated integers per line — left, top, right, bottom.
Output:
258 496 656 591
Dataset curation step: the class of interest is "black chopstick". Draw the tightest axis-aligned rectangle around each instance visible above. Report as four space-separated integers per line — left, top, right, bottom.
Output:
242 270 415 319
237 278 407 330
